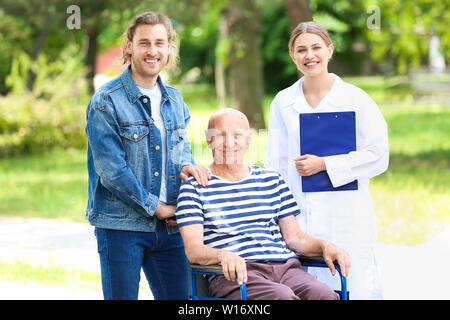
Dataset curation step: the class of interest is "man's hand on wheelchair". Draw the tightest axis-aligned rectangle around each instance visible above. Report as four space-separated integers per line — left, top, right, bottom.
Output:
321 242 351 278
218 250 248 285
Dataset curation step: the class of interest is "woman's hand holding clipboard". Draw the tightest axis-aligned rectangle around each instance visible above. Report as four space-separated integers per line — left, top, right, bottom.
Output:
294 154 326 176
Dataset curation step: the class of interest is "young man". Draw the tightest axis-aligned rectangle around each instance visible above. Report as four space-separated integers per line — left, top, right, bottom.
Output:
175 108 351 300
85 11 209 300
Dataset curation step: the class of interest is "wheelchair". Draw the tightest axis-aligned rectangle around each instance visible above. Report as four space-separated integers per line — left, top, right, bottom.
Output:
189 256 348 300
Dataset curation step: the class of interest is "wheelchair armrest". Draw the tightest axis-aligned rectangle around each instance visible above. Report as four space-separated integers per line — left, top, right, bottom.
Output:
190 264 223 275
298 256 328 265
192 258 330 271
299 256 345 271
189 264 248 300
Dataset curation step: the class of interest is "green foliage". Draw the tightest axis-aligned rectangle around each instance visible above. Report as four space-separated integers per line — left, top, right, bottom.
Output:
364 0 450 74
174 1 222 83
0 46 89 156
0 1 85 92
0 9 32 94
177 19 219 83
260 4 299 93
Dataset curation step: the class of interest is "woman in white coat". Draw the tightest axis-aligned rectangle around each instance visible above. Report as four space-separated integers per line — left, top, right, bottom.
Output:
265 21 389 299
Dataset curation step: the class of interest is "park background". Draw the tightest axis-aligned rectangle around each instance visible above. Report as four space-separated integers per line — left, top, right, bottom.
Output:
0 0 449 299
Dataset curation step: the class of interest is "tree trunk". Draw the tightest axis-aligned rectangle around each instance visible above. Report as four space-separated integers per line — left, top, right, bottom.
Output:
285 0 313 31
85 24 99 95
215 16 228 109
222 0 265 129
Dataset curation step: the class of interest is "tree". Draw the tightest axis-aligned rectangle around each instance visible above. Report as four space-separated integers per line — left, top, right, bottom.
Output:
285 0 313 30
0 0 164 94
220 0 266 129
364 0 450 74
0 0 74 91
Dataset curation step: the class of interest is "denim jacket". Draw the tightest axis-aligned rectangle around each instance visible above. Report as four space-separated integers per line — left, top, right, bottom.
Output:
85 66 195 233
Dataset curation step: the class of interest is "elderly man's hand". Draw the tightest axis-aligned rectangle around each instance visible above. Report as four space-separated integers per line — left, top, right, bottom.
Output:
321 241 351 278
219 250 247 285
180 165 211 187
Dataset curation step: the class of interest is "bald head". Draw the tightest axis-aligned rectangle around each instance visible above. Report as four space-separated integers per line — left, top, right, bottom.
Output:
207 108 250 130
206 108 251 165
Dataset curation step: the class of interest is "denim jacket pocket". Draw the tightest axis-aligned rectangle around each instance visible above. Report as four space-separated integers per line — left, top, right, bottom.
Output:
119 124 150 166
120 124 150 141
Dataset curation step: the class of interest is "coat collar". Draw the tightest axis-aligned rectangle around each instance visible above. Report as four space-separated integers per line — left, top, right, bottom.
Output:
280 73 343 113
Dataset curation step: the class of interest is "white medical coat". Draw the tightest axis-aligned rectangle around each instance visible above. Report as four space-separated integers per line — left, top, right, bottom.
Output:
265 74 389 299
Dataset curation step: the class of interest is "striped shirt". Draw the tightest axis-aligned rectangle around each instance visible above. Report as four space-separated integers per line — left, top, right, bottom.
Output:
175 165 300 262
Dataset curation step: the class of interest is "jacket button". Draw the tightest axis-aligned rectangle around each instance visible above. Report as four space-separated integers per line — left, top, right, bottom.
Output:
155 145 160 150
133 133 138 140
142 98 148 103
154 171 159 176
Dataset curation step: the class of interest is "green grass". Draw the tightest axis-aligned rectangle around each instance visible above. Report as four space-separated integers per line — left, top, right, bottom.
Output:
0 258 150 291
371 104 449 245
0 148 88 223
0 258 101 290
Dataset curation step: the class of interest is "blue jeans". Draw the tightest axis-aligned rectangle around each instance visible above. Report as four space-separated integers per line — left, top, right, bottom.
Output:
94 220 189 300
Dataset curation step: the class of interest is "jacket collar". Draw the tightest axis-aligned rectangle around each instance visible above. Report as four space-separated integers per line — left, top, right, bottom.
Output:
120 65 171 103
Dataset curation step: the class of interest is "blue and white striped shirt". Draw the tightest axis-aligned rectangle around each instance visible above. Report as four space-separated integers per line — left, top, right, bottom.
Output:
175 165 300 262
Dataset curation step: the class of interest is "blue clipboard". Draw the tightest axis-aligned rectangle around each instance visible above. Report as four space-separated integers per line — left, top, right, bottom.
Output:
299 111 358 192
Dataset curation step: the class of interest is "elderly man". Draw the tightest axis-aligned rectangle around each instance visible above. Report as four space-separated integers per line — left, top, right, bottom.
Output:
175 108 350 300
